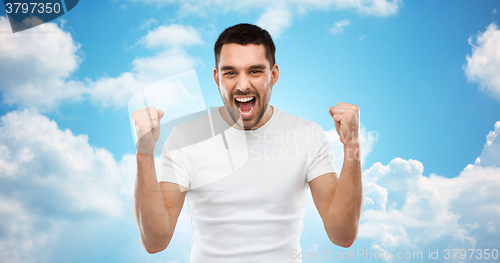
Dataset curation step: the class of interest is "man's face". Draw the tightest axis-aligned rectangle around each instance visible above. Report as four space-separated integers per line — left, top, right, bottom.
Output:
214 43 279 130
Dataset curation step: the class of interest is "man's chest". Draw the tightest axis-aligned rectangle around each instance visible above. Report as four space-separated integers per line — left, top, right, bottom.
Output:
183 133 312 220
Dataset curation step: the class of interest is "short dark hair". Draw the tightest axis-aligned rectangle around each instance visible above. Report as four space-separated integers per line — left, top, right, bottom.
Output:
214 23 276 69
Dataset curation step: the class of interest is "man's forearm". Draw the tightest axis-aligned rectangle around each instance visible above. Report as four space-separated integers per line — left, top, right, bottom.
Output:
134 152 172 253
326 143 363 247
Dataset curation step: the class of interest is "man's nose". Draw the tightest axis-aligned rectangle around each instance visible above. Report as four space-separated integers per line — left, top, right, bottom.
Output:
236 74 251 92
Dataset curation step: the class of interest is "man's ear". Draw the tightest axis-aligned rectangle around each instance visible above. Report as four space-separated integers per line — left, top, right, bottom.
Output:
271 63 279 86
213 67 219 87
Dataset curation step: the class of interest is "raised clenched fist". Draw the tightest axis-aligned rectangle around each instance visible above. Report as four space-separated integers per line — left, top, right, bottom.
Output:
132 106 164 154
329 102 360 147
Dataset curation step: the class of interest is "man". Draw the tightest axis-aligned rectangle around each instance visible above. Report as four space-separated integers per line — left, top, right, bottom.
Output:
132 23 362 262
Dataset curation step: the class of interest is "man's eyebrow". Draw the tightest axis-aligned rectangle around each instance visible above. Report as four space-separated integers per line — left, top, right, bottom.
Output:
220 64 267 71
220 66 236 71
249 64 267 70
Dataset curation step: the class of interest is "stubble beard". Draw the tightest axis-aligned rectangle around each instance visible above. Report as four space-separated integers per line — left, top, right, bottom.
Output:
223 83 272 130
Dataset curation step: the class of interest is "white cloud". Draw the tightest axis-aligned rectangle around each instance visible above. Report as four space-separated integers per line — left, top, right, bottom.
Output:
139 18 159 30
465 23 500 102
132 0 402 16
0 108 137 261
87 72 144 109
132 49 199 82
360 158 473 248
88 48 199 108
0 196 51 263
129 0 402 37
0 16 86 111
350 0 402 16
0 109 198 262
87 24 202 108
256 6 293 37
140 24 203 48
474 121 500 167
330 19 350 34
359 121 500 250
304 120 500 254
0 108 133 217
0 17 202 110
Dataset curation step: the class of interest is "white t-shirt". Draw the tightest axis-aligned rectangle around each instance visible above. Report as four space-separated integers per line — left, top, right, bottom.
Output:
160 107 336 262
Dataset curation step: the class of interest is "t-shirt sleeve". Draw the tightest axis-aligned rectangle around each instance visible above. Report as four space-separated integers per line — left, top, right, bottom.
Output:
159 127 191 189
305 123 337 182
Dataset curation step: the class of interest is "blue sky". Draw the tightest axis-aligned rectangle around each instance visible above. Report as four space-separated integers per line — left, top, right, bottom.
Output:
1 0 500 262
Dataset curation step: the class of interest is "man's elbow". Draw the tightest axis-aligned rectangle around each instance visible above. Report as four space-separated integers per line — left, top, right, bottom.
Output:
333 235 357 248
327 228 358 248
142 235 171 254
146 247 159 254
144 242 169 254
145 247 163 254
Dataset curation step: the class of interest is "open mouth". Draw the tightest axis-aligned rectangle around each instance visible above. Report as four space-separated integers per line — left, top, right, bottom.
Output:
234 96 256 118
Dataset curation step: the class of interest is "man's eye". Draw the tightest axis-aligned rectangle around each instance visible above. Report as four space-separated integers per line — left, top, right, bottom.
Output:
223 72 235 76
250 70 262 74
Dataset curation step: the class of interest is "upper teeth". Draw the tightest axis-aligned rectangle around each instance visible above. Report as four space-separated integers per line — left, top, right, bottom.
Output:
235 97 254 102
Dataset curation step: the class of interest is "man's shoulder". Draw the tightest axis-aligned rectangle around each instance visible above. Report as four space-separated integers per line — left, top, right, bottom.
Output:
164 110 215 150
273 107 324 132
